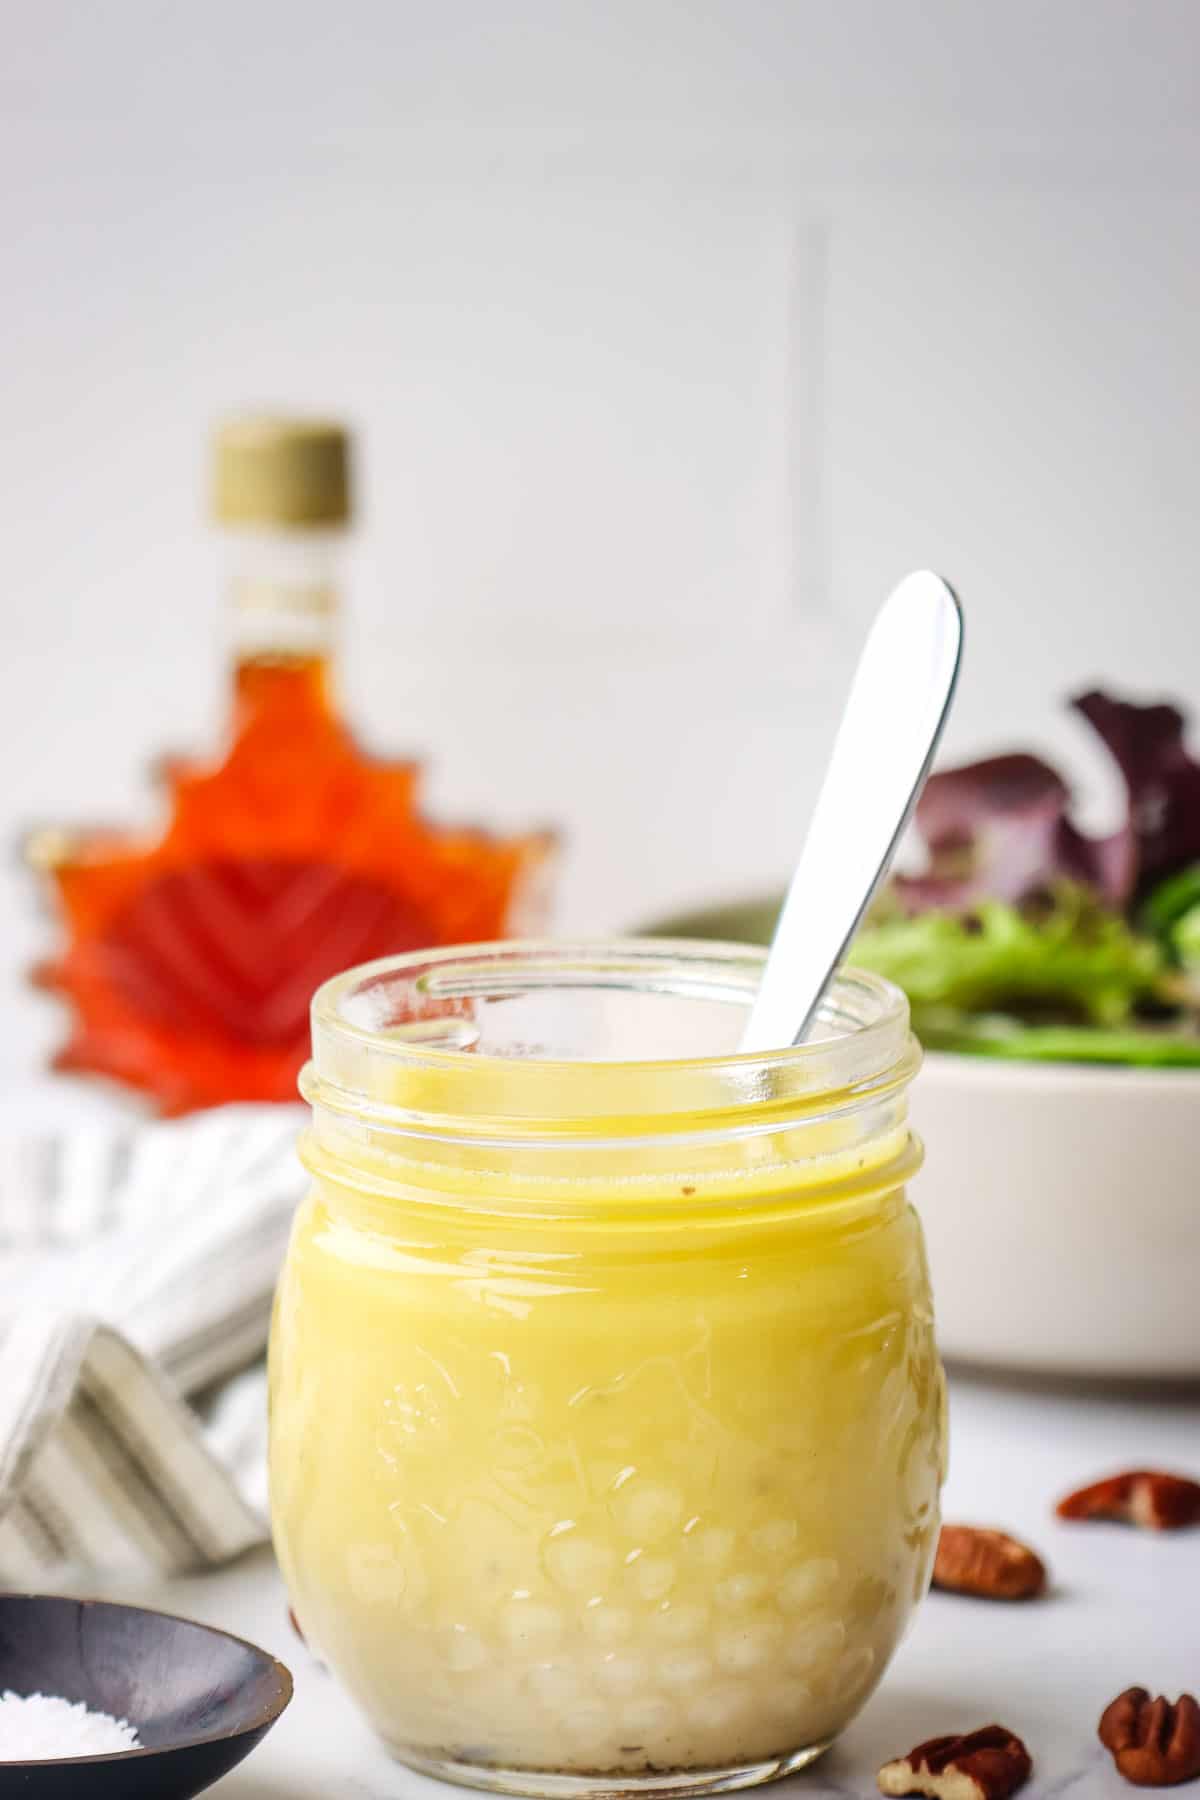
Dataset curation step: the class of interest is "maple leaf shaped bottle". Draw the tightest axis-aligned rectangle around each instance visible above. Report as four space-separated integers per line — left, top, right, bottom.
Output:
27 417 556 1114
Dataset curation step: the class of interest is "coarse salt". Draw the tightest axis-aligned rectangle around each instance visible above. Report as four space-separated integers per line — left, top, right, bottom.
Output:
0 1690 141 1760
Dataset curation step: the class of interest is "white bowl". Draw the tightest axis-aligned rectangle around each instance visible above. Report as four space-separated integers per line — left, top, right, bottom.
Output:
911 1052 1200 1378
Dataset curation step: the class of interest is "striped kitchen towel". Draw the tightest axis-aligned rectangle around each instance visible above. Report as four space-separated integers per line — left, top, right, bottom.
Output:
0 1106 306 1580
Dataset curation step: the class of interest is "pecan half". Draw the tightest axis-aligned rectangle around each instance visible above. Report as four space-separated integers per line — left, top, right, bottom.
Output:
1099 1688 1200 1786
1057 1470 1200 1531
932 1525 1046 1600
878 1726 1032 1799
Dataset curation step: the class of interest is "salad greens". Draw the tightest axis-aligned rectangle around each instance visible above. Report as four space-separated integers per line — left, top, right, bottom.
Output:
850 690 1200 1066
850 890 1163 1029
646 689 1200 1068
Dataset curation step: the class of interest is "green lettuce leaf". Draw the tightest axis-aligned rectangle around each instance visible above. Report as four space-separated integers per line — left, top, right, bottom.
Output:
850 890 1163 1028
1142 862 1200 972
910 1011 1200 1067
1173 905 1200 973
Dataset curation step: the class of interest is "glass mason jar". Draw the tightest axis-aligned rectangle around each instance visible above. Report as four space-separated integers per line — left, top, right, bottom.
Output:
270 941 946 1797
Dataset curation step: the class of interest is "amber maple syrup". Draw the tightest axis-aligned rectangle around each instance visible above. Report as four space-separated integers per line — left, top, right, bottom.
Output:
29 419 555 1113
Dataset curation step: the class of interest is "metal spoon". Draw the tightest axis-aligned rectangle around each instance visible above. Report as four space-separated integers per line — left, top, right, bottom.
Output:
739 570 963 1052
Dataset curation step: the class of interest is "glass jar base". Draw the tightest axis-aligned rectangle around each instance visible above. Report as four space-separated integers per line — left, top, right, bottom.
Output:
386 1741 834 1799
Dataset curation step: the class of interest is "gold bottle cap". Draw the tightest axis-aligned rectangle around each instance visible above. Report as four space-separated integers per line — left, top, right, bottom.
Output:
212 417 352 527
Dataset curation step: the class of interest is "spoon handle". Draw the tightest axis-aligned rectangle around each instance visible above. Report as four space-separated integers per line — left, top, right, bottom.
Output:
739 570 963 1053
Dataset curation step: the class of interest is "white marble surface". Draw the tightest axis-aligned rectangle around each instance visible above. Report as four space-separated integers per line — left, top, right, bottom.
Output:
78 1366 1200 1800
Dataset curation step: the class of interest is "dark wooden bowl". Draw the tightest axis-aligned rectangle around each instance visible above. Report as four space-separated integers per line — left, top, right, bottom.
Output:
0 1595 292 1797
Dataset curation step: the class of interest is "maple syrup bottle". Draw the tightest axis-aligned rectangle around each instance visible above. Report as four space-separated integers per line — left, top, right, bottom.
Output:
29 418 555 1115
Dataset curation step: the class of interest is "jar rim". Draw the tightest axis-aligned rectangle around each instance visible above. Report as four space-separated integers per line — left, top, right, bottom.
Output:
305 939 914 1135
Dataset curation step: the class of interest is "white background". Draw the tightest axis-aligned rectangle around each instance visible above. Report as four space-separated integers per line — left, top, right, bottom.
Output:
2 0 1199 1085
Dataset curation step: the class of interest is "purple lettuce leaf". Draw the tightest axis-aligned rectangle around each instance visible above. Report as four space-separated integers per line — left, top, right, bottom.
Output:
893 689 1200 915
893 751 1133 911
1072 690 1200 893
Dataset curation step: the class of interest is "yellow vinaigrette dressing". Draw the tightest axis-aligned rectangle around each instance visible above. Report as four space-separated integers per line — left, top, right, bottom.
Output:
269 942 946 1795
